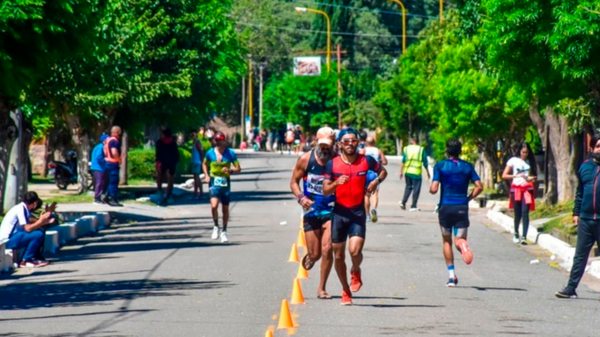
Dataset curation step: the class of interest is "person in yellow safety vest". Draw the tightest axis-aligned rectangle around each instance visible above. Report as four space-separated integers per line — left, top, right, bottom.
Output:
399 137 430 211
103 126 123 207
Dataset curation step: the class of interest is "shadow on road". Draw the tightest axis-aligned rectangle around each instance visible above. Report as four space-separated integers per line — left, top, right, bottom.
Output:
0 279 232 311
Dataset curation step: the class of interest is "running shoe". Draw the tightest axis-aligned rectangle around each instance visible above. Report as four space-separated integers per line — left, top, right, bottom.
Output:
19 260 50 268
341 289 353 306
399 202 406 210
457 239 473 265
512 235 520 244
211 226 220 240
521 237 528 245
93 199 104 205
370 209 378 223
220 231 229 243
446 277 458 287
107 199 123 207
366 215 371 223
555 286 578 299
409 208 420 212
350 269 363 292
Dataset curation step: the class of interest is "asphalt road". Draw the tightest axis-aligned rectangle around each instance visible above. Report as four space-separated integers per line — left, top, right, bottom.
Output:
1 152 599 336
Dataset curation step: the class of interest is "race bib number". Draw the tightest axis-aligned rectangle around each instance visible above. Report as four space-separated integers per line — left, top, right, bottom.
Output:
214 177 228 187
306 174 324 195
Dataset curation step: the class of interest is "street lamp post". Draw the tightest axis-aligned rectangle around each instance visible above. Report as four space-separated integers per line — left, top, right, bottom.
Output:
382 0 406 54
295 7 331 74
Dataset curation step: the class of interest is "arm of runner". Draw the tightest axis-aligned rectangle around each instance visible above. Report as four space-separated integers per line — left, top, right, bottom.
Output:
380 149 388 166
290 154 313 210
323 160 347 196
430 163 440 194
467 168 483 201
229 152 241 174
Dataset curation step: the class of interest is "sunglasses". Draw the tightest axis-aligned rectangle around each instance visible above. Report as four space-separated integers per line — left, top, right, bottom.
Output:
340 139 358 145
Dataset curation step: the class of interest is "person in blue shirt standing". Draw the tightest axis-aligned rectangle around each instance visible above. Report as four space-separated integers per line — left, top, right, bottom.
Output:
91 134 109 204
430 139 483 287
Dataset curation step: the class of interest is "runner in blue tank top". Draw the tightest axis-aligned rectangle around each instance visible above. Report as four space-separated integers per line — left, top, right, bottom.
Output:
430 139 483 287
290 127 336 299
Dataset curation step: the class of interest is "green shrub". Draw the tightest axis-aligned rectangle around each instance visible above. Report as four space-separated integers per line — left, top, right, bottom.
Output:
128 146 193 181
128 148 155 180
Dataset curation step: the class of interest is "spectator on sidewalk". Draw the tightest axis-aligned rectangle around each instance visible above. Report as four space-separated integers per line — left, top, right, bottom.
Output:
0 192 54 268
104 126 123 207
91 134 109 205
502 143 537 245
155 127 180 206
556 134 600 299
190 128 204 200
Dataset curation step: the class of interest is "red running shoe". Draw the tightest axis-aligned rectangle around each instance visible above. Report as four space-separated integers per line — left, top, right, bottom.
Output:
341 289 353 306
350 269 363 292
457 239 473 265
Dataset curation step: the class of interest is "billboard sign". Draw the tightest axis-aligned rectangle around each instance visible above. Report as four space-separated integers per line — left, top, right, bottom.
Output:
293 56 322 76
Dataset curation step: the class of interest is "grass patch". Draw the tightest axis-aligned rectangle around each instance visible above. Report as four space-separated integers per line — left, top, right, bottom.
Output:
44 194 95 204
30 174 53 184
127 179 155 186
530 200 574 220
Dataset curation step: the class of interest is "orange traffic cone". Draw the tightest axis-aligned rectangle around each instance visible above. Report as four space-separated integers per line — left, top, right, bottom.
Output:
296 230 306 248
296 262 308 279
277 299 294 329
288 243 299 262
265 330 274 337
290 278 305 304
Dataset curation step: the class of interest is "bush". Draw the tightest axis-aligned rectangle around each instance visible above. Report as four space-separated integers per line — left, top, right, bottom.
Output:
128 146 192 182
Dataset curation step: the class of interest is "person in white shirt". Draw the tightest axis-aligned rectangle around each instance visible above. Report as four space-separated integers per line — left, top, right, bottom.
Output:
502 143 537 245
0 192 55 267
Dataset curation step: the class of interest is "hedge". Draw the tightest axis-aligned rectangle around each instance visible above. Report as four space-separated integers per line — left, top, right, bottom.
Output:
128 147 192 181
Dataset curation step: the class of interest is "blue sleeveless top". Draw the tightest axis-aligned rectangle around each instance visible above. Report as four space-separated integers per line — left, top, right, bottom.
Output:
303 151 335 217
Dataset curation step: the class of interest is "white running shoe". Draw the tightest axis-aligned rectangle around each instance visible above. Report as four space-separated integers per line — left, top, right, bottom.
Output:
211 226 220 240
220 231 229 243
512 235 520 244
366 215 371 223
409 208 420 212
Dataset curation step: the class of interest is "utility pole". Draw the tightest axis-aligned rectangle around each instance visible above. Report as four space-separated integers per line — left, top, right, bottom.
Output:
248 56 253 135
240 77 246 143
259 63 265 130
337 43 342 129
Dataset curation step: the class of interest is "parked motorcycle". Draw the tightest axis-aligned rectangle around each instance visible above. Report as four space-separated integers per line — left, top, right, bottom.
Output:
48 151 93 190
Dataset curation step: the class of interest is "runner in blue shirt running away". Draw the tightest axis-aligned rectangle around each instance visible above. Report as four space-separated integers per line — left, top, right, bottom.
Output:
430 139 483 287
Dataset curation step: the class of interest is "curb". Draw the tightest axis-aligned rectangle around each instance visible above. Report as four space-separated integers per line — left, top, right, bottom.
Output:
1 211 113 273
486 209 600 280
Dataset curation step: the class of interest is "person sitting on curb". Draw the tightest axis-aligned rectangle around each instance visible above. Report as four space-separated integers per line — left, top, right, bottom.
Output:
556 134 600 299
0 192 55 268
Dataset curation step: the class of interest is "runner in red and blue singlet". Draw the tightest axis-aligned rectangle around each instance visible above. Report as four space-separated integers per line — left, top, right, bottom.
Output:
323 128 387 306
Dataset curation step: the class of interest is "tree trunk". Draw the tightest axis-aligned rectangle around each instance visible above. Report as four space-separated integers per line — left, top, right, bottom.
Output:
64 113 92 194
0 110 18 214
17 113 33 200
545 106 575 202
119 131 128 186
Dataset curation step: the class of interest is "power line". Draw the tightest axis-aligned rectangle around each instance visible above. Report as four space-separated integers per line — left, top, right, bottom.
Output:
235 21 422 38
286 0 437 19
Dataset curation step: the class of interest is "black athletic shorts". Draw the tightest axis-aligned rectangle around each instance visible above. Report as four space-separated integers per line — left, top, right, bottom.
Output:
303 214 332 232
331 206 366 243
159 162 177 175
438 204 470 230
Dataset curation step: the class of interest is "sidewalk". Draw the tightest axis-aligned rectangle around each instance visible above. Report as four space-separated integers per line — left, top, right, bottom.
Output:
485 207 600 280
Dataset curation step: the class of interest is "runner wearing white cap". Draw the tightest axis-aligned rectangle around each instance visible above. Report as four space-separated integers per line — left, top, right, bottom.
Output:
290 127 336 299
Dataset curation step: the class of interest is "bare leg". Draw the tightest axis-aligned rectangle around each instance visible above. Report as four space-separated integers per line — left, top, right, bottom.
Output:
193 174 200 196
442 234 454 266
364 195 371 216
333 241 350 292
222 204 230 231
211 197 220 225
319 222 333 297
373 190 379 209
348 236 365 273
166 171 174 199
156 168 163 194
304 229 323 263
